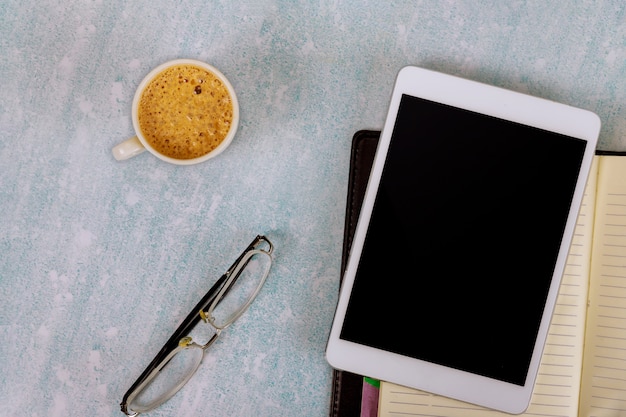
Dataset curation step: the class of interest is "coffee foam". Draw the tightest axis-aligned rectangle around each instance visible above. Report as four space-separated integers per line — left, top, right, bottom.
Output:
138 64 234 160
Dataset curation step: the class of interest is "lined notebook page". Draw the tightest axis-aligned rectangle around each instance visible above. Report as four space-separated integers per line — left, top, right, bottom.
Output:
579 155 626 416
377 159 599 417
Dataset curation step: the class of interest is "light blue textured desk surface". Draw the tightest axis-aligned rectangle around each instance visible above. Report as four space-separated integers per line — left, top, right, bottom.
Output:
1 1 625 416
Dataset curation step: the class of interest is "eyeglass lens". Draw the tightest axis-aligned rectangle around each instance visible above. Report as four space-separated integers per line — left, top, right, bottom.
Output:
129 344 204 413
208 250 272 329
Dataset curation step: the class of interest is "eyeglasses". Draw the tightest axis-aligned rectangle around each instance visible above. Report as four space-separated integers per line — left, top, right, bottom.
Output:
120 235 274 416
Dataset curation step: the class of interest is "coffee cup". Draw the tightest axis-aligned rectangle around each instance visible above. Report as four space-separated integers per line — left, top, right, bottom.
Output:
112 59 239 165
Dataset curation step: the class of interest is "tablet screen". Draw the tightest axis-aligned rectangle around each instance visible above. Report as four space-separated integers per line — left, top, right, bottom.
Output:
339 94 587 386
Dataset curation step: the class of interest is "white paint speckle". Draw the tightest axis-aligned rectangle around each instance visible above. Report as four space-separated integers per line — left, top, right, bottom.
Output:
251 353 267 378
125 188 140 206
105 327 119 338
605 50 618 66
300 38 316 55
49 271 69 285
278 306 298 325
74 227 95 247
58 55 74 74
50 392 68 417
36 324 51 341
534 58 547 70
97 383 107 398
110 81 124 106
78 98 94 117
206 195 223 222
267 85 290 111
88 349 101 371
55 366 73 386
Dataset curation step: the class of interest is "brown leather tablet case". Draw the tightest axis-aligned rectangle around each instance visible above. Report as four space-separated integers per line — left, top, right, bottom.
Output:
329 130 380 417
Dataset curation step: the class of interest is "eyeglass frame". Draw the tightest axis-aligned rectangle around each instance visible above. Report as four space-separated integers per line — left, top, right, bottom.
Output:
120 235 274 416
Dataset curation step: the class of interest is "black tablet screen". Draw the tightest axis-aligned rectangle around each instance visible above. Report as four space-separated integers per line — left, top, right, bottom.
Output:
340 94 587 386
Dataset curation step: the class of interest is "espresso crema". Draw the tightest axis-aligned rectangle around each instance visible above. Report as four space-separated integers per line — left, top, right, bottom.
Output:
137 64 234 160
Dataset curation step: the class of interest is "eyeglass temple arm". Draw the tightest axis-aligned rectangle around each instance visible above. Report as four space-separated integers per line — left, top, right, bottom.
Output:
120 235 272 413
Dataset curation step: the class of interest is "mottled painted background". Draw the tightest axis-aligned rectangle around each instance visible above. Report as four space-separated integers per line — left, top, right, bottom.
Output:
1 1 624 416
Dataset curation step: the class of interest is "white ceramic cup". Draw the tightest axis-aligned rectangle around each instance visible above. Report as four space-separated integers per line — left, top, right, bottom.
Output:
112 59 239 165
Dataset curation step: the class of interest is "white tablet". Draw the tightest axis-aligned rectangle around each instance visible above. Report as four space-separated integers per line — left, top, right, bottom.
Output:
326 66 601 414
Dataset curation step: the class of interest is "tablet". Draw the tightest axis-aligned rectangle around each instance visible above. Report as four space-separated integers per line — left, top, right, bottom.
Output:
326 66 601 414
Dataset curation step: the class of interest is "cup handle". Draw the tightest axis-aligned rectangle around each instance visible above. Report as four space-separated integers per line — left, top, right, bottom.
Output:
112 136 146 161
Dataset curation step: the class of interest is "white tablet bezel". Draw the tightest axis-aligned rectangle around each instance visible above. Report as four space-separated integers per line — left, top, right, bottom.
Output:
326 66 600 414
